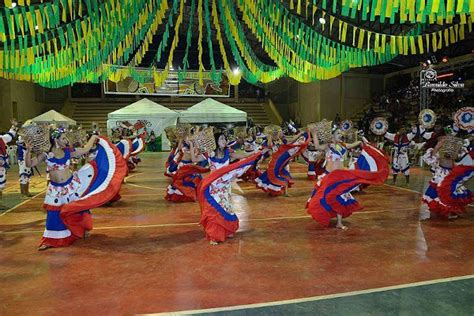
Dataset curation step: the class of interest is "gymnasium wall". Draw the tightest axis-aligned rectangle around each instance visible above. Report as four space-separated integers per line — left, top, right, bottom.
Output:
267 72 384 126
0 79 67 132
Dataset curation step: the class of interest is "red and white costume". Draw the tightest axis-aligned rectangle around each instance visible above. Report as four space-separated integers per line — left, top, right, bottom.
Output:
198 151 263 242
422 148 473 217
301 148 325 181
307 144 389 227
128 134 146 171
239 138 261 182
164 146 181 177
40 138 127 248
315 142 348 188
0 127 17 191
165 145 208 203
384 131 416 175
256 133 309 195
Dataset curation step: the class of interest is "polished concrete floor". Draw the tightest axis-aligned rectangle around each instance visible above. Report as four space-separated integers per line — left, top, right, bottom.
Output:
1 153 473 315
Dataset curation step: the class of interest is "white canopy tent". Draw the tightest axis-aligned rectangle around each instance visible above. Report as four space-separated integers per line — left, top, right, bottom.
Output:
29 110 76 127
179 98 247 124
107 98 179 150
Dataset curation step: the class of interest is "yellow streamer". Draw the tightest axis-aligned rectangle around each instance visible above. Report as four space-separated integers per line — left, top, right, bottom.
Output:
437 30 442 50
341 22 348 42
459 23 465 40
352 27 357 46
68 0 73 19
35 9 44 33
211 0 241 85
26 11 35 36
397 36 403 54
409 36 416 54
417 35 424 54
338 20 342 40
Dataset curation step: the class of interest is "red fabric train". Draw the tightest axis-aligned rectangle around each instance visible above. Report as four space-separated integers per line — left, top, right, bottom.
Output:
165 164 209 203
435 165 474 216
256 133 309 195
307 144 389 227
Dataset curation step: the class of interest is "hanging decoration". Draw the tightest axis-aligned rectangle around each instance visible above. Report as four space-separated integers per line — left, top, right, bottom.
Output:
293 1 472 54
314 0 473 25
203 0 222 85
178 0 196 83
0 0 472 88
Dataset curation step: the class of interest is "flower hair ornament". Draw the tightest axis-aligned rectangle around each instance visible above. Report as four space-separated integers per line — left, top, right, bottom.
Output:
443 125 459 137
50 127 67 139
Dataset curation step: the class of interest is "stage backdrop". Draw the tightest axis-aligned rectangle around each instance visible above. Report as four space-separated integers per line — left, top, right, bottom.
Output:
104 66 230 97
107 98 179 151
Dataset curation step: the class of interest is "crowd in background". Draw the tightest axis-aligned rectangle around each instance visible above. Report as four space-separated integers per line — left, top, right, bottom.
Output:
357 77 472 134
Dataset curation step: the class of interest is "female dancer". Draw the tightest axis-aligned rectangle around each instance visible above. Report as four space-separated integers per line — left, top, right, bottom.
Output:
311 128 361 188
307 127 388 229
256 131 310 195
25 128 126 250
17 137 33 198
198 132 265 244
164 139 181 177
244 131 258 153
116 137 133 163
0 119 18 210
128 132 146 171
421 137 473 219
165 138 208 202
307 142 389 230
301 144 325 181
239 129 261 182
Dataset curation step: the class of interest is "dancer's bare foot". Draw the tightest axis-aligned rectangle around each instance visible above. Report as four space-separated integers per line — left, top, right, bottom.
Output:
38 244 51 251
336 224 349 231
419 207 431 220
335 214 347 230
448 214 459 220
84 231 91 239
209 240 219 245
228 234 234 238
